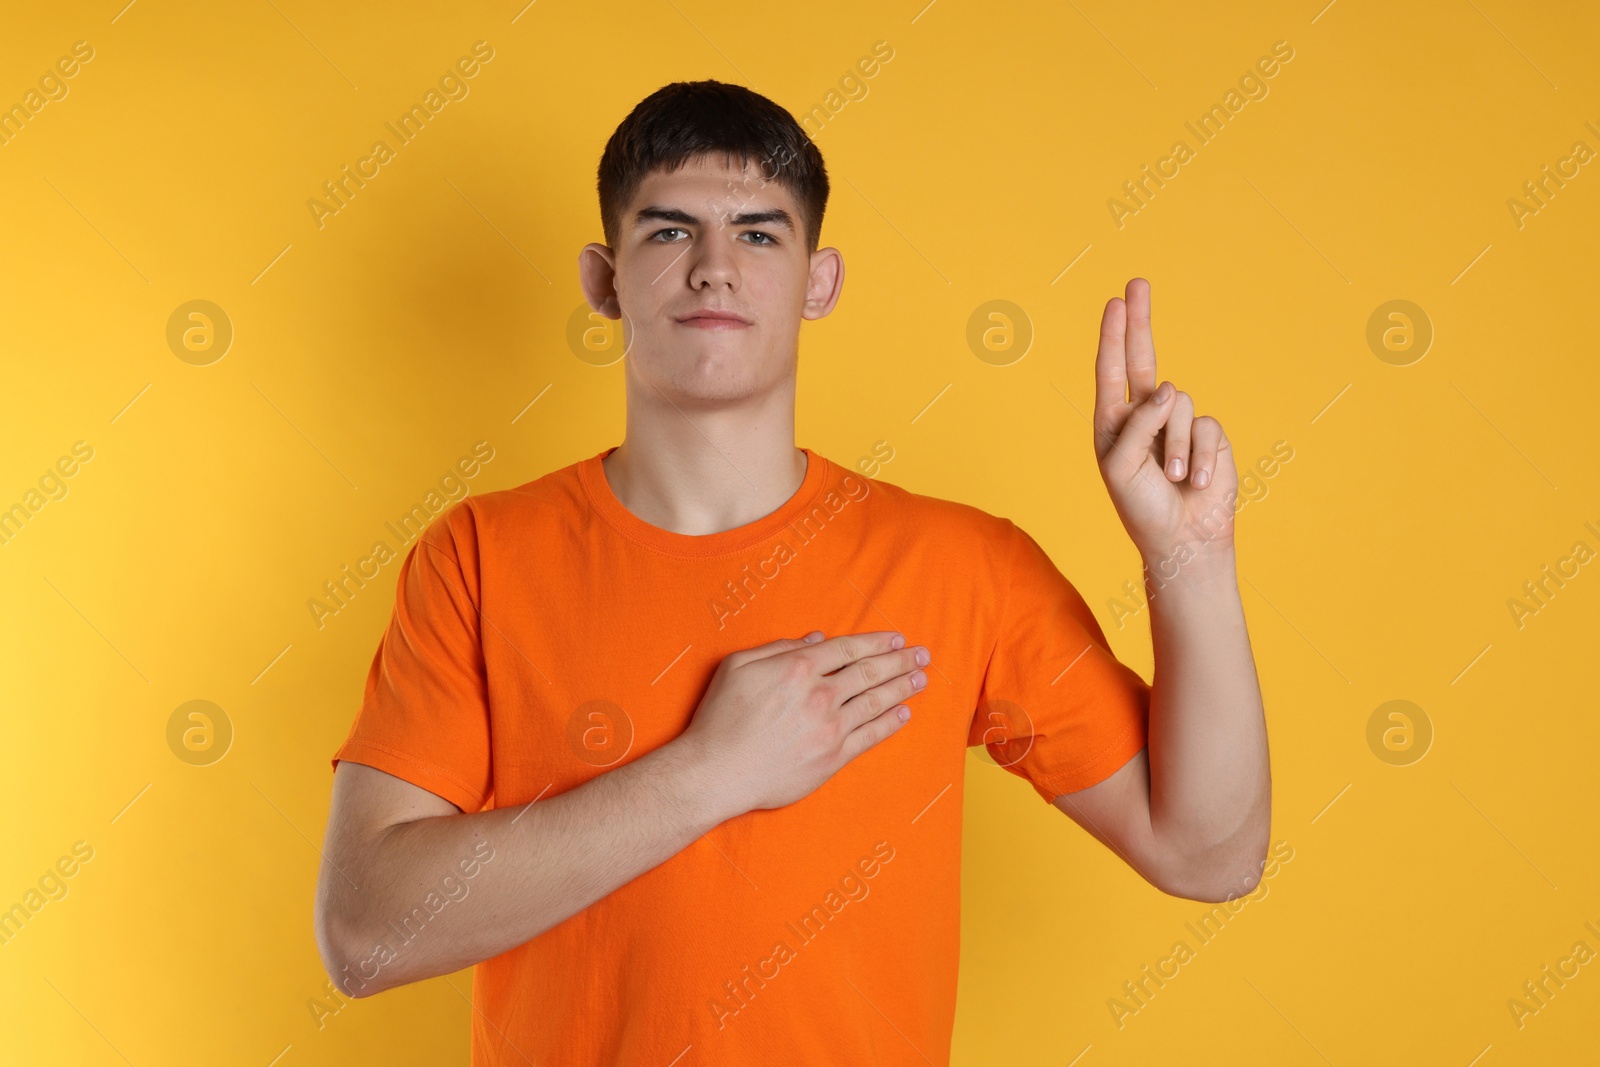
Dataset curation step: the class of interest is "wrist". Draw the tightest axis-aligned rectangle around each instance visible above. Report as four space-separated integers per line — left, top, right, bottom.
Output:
657 733 747 830
1139 537 1236 596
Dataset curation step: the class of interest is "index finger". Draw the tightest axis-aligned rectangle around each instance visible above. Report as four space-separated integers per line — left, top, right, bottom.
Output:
804 631 904 675
1094 294 1129 426
1123 277 1158 405
1093 293 1141 461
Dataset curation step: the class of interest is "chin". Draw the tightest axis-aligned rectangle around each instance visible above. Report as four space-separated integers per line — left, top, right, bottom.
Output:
638 349 781 407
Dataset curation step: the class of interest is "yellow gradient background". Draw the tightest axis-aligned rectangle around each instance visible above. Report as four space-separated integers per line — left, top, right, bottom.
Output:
2 1 1596 1063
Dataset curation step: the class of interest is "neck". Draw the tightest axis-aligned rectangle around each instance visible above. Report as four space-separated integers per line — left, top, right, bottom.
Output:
602 376 806 537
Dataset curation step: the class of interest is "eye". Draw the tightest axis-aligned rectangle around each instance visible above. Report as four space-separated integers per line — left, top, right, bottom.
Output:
651 227 688 242
742 231 777 246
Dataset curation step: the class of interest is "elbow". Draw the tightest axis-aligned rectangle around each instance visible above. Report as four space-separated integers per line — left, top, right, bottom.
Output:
1154 831 1272 904
314 888 389 1000
1159 859 1264 904
1154 791 1273 903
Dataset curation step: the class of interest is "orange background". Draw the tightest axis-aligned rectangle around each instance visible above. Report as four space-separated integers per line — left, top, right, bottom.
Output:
2 1 1596 1063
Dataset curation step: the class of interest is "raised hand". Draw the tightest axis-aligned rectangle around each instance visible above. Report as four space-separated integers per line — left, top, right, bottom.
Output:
1092 278 1238 563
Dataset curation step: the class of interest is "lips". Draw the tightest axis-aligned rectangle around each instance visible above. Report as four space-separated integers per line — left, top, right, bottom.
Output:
675 310 751 329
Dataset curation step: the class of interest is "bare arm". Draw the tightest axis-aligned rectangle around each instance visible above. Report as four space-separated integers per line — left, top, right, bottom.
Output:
1141 544 1268 895
1051 277 1270 903
1053 544 1269 903
314 629 931 997
316 739 733 997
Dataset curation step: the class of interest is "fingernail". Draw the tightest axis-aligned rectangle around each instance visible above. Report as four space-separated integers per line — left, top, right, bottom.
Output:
897 706 911 723
911 671 927 688
805 631 823 643
1194 469 1209 488
890 633 905 649
915 646 930 666
1156 382 1173 401
1168 457 1185 479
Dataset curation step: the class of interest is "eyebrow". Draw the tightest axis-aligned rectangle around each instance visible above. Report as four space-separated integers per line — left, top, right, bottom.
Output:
634 205 796 234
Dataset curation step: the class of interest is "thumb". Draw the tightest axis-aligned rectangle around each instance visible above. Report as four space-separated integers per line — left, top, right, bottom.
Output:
1105 381 1175 481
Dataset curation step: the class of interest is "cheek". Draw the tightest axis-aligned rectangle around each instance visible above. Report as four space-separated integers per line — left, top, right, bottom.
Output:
751 265 809 322
614 267 672 317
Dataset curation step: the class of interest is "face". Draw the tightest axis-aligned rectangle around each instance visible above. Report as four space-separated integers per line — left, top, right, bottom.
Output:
579 153 843 408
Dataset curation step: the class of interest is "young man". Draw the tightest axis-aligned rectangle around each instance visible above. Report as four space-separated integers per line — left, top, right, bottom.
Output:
315 80 1269 1065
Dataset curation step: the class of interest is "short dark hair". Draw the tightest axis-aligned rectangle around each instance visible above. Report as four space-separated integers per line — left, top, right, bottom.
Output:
596 80 829 253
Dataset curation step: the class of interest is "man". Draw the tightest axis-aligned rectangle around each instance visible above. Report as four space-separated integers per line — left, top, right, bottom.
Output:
314 79 1269 1065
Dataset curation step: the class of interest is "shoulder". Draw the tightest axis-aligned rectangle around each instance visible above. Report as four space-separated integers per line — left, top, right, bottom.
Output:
837 458 1021 554
424 454 588 548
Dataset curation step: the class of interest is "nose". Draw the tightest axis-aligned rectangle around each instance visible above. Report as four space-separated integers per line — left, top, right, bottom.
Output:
686 229 740 292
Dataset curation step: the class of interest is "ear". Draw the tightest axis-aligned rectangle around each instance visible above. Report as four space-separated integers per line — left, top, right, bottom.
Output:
802 246 844 320
578 242 621 318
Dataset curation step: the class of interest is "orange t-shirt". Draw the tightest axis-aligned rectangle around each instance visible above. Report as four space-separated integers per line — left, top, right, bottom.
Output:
331 445 1150 1066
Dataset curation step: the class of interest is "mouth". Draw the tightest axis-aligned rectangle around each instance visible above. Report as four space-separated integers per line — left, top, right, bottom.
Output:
674 310 752 330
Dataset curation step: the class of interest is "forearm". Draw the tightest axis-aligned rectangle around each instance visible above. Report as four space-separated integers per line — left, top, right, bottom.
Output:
1143 542 1270 895
323 736 737 997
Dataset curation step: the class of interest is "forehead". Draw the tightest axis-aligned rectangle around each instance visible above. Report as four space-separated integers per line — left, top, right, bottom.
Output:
630 152 801 215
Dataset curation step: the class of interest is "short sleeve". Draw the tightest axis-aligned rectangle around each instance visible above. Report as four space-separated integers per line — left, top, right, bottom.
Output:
967 520 1150 803
331 500 492 813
